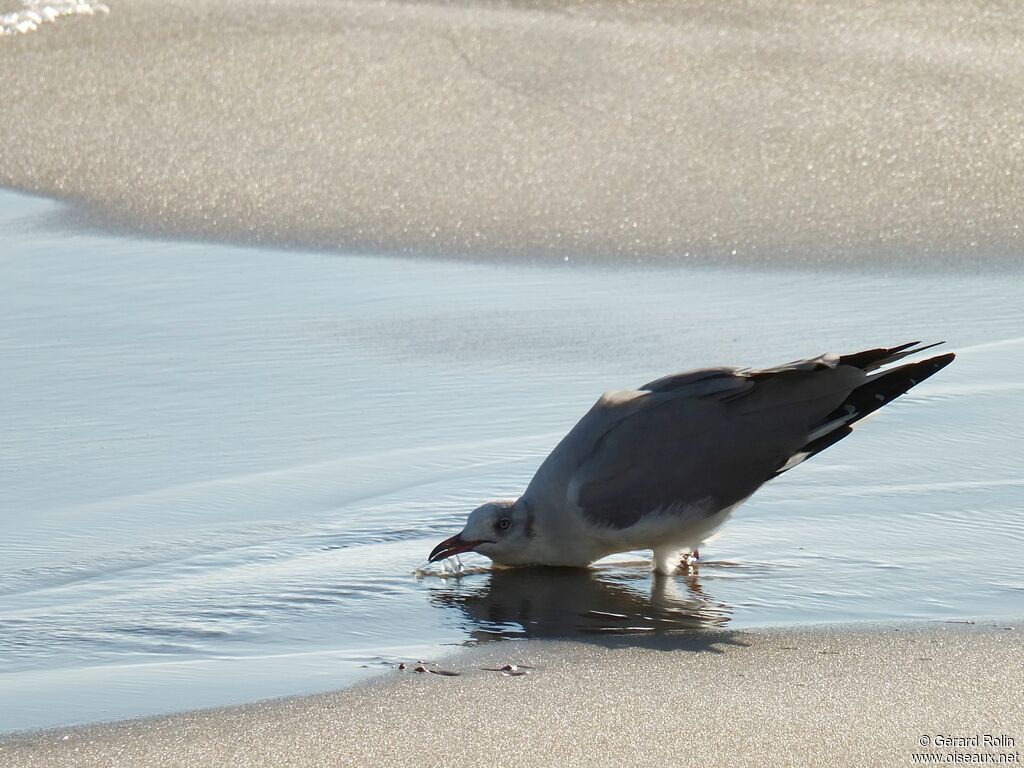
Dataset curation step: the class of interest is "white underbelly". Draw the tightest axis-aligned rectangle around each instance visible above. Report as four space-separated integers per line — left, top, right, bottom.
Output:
607 501 742 553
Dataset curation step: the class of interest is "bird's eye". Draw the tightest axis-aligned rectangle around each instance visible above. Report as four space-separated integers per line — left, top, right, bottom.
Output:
496 518 512 532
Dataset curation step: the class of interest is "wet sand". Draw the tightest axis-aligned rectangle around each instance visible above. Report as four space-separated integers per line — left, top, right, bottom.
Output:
3 621 1022 767
1 0 1022 265
3 0 1023 757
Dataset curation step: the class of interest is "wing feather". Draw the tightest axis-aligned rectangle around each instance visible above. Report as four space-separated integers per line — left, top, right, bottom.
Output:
521 345 952 534
569 362 862 529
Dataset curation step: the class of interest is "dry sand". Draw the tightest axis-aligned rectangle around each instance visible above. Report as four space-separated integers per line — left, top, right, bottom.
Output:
3 621 1022 767
1 0 1022 265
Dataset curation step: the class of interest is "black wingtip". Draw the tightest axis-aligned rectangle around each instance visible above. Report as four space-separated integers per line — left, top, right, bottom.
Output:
927 350 956 371
890 340 923 353
839 340 947 372
839 350 955 424
902 340 946 357
770 348 955 481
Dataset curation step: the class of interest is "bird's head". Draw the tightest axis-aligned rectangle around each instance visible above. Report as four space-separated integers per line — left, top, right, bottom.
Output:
429 499 530 565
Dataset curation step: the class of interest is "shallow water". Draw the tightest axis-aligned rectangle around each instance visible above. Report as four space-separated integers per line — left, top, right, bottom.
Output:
1 189 1023 732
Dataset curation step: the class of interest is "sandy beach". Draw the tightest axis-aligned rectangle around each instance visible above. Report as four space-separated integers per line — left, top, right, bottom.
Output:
2 0 1023 761
1 0 1023 265
3 621 1022 767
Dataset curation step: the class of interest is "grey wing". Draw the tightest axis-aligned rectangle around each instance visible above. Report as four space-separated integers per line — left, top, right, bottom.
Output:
567 359 865 529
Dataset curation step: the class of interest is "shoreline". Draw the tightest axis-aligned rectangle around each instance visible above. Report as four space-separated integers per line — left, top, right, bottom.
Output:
3 0 1023 757
4 618 1022 766
2 0 1022 267
3 185 1023 275
4 187 1024 746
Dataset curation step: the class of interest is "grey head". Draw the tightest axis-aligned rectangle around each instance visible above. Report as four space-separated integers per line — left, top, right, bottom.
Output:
428 499 532 565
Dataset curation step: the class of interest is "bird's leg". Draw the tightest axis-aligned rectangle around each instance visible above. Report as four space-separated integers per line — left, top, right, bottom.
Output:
652 547 678 575
652 547 698 575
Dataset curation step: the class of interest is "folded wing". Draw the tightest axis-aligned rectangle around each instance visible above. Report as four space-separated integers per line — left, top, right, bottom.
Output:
535 342 953 530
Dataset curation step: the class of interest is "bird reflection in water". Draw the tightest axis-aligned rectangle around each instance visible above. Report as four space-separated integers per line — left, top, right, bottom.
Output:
426 562 732 642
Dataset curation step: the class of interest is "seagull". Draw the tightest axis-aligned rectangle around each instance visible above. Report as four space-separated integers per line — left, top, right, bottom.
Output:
429 342 955 574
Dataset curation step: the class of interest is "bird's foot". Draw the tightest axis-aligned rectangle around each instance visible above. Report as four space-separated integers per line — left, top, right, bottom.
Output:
678 551 699 574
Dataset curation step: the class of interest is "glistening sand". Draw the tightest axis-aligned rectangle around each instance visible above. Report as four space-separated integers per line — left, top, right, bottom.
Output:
1 0 1023 758
1 0 1022 264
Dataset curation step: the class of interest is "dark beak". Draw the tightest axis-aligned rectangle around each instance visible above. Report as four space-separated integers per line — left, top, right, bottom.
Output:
429 533 478 562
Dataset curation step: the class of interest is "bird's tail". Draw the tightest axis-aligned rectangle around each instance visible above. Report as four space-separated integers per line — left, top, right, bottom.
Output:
772 342 955 478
